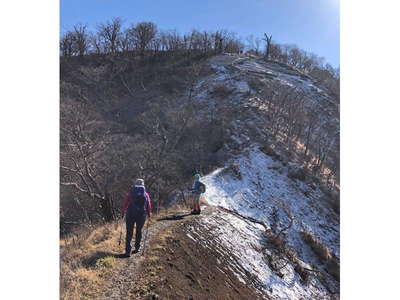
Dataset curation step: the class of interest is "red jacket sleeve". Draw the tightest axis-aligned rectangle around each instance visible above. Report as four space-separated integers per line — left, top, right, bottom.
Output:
121 190 131 216
146 192 152 217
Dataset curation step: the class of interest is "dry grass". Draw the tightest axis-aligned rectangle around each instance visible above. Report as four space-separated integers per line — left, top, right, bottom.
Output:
326 257 340 281
260 144 282 161
266 230 286 250
320 185 340 214
264 229 315 284
294 264 310 282
60 221 125 300
248 77 265 92
156 228 174 244
210 84 234 98
95 256 117 269
266 229 340 285
61 204 192 300
301 231 332 262
218 163 242 180
287 166 308 182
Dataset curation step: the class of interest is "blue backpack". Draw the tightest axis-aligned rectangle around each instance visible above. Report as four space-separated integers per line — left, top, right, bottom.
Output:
128 185 147 215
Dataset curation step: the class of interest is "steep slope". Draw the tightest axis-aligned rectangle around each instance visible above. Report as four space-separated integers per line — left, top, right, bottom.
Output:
203 147 339 257
200 146 339 299
186 207 334 299
192 54 339 181
203 54 338 123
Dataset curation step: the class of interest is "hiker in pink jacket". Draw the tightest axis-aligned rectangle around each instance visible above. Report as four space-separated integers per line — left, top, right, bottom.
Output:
121 178 152 257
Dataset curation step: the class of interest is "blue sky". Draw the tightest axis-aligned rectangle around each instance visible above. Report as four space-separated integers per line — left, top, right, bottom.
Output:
60 0 339 67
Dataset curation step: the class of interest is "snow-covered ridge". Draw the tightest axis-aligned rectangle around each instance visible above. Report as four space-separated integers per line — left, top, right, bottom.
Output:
203 146 339 257
196 146 339 298
207 54 333 106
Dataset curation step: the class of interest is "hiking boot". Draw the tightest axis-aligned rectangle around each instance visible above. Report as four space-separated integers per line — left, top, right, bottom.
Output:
132 248 139 254
191 210 197 215
124 252 131 258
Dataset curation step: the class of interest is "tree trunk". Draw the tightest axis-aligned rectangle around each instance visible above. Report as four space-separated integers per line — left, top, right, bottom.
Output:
99 194 115 222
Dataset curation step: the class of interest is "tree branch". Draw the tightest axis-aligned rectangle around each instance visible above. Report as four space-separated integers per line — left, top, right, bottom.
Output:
60 182 89 194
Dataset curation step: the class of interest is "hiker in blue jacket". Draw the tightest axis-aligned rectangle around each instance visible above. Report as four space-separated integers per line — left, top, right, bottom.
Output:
190 174 206 215
121 179 152 257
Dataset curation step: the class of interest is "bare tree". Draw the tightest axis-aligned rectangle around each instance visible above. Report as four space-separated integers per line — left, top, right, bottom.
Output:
222 31 243 54
89 33 102 54
165 29 183 52
284 89 307 147
213 31 224 54
119 27 135 52
245 35 261 56
188 29 202 52
73 23 90 56
131 21 158 57
97 17 123 54
201 31 212 53
269 43 282 61
245 34 255 53
60 31 76 56
263 33 273 60
304 109 319 156
60 102 118 222
313 132 335 174
151 33 162 54
159 30 169 51
254 37 261 55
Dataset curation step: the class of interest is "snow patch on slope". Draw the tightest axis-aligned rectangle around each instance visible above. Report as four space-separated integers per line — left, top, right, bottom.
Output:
203 147 339 258
189 208 332 299
197 146 339 298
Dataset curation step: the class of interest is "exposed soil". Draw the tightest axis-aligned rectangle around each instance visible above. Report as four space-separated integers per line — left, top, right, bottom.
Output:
101 206 265 300
100 213 172 300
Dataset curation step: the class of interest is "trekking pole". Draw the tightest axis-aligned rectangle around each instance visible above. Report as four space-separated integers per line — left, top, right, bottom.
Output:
118 216 123 246
142 218 150 256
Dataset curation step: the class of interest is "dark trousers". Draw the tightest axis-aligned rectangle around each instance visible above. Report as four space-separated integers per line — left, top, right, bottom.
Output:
125 214 146 253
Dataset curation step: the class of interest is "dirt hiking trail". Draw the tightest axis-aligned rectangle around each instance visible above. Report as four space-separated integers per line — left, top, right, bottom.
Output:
100 205 265 300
